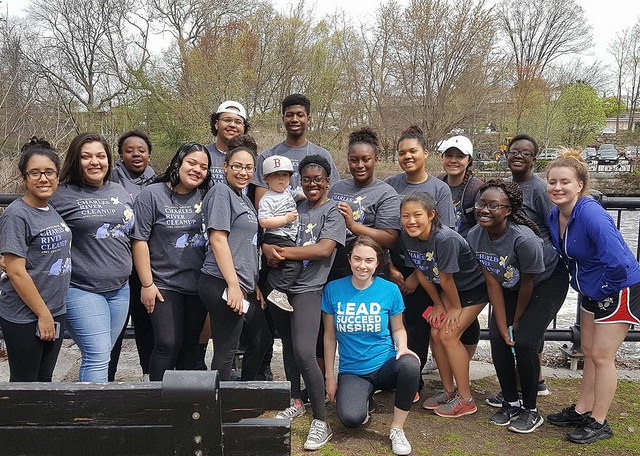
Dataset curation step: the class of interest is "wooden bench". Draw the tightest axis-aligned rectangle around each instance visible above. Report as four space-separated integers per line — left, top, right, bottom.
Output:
0 370 291 455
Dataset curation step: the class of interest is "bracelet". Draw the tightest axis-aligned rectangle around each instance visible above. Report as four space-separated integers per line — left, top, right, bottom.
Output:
142 282 154 288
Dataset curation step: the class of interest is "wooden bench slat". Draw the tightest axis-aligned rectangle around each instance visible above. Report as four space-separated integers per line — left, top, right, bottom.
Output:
220 381 290 422
223 419 291 456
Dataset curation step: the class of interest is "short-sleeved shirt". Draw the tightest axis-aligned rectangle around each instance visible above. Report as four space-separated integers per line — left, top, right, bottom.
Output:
201 183 259 293
385 173 455 228
322 276 404 375
329 178 400 242
205 143 228 184
0 199 72 323
400 226 484 291
267 199 346 294
253 141 340 193
467 221 546 289
258 189 299 241
50 182 134 293
112 159 155 200
132 183 206 295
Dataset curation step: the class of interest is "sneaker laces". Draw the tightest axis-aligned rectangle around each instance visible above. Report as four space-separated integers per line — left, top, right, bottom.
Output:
307 420 327 441
278 404 301 418
390 428 408 445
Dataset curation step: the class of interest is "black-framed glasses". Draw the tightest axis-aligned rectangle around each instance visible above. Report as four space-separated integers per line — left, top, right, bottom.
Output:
506 149 534 158
301 176 328 185
228 163 256 173
25 169 58 180
474 201 511 211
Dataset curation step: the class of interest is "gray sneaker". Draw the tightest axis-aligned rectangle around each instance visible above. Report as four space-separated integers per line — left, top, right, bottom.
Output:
267 289 294 312
421 389 456 410
490 403 521 426
275 401 305 420
304 419 333 450
508 409 544 434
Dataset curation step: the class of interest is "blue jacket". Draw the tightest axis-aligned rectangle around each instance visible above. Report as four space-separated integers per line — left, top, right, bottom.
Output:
546 197 640 301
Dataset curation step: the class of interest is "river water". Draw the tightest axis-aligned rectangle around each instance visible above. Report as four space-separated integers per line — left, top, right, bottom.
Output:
476 209 640 361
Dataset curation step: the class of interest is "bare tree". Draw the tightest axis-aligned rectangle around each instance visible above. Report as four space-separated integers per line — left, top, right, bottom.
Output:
609 29 630 131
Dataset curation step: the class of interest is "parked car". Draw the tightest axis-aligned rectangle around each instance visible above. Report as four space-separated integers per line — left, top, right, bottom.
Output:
597 144 619 165
538 148 558 160
581 147 597 161
625 146 640 161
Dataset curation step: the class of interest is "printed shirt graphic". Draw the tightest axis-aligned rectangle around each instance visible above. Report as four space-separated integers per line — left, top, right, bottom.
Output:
329 178 400 241
267 199 346 294
467 222 545 289
400 226 483 291
322 276 404 375
0 199 72 323
50 182 134 293
206 143 228 184
132 183 206 294
201 183 259 293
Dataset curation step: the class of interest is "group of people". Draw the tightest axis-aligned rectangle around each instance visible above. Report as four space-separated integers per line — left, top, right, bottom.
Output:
1 93 639 454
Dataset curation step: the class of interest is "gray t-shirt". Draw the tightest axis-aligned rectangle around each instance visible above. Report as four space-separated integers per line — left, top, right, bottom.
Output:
258 189 299 241
329 178 401 242
50 182 134 293
253 141 340 193
0 199 72 323
132 183 206 295
267 199 346 294
507 174 559 271
205 142 227 184
400 225 484 292
467 221 547 289
385 173 455 228
112 159 155 200
201 183 259 293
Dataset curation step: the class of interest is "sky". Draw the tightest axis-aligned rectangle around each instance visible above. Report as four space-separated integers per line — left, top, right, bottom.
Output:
6 0 640 68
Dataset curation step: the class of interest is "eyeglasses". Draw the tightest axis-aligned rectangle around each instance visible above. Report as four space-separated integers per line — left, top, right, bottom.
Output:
25 169 58 180
474 201 511 211
506 149 534 158
228 163 256 173
301 176 328 184
219 117 244 126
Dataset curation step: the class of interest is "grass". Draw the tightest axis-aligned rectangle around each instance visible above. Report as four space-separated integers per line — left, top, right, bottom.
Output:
290 377 640 456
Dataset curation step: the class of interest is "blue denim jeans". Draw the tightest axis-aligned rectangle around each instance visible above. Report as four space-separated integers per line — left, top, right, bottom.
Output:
65 283 130 382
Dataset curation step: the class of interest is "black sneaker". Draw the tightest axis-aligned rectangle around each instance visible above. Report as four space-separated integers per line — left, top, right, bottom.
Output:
547 404 591 427
537 380 550 396
486 391 522 408
490 403 521 426
509 409 544 434
567 417 613 444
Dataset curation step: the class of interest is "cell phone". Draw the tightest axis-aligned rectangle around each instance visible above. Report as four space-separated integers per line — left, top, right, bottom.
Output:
35 321 61 339
222 288 250 314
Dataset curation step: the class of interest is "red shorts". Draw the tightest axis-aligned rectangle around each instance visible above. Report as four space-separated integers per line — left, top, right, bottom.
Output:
581 282 640 325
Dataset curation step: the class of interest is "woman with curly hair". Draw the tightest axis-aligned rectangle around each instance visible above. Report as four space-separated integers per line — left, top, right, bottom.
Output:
467 180 568 434
545 152 640 444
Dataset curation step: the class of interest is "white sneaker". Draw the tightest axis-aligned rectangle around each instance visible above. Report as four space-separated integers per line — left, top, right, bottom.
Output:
140 374 150 382
267 289 294 312
275 401 305 420
304 419 333 450
390 428 411 455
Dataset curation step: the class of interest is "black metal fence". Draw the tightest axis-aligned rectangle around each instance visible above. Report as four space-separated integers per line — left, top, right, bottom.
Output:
1 192 639 345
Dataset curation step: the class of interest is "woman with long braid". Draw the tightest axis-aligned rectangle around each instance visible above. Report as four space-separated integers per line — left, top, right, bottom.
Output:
467 180 568 434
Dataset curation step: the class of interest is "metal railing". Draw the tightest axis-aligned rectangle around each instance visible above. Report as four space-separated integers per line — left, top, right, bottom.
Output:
1 192 640 345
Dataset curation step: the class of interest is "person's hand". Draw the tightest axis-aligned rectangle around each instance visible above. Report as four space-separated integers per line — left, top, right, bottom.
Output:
512 319 520 334
427 304 446 328
443 307 462 333
255 286 266 310
337 202 355 230
396 346 421 364
141 284 163 313
37 314 55 341
262 243 283 268
286 210 299 224
226 285 245 314
502 328 515 347
325 375 338 403
389 267 406 290
403 272 419 295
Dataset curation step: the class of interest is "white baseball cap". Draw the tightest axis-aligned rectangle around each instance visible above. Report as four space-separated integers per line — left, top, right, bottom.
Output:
216 100 247 120
263 155 294 176
440 135 473 157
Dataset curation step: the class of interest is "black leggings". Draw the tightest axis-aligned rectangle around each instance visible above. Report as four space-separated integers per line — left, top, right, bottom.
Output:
269 290 326 421
489 262 569 409
0 314 66 382
198 274 271 381
109 271 154 380
148 289 208 381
